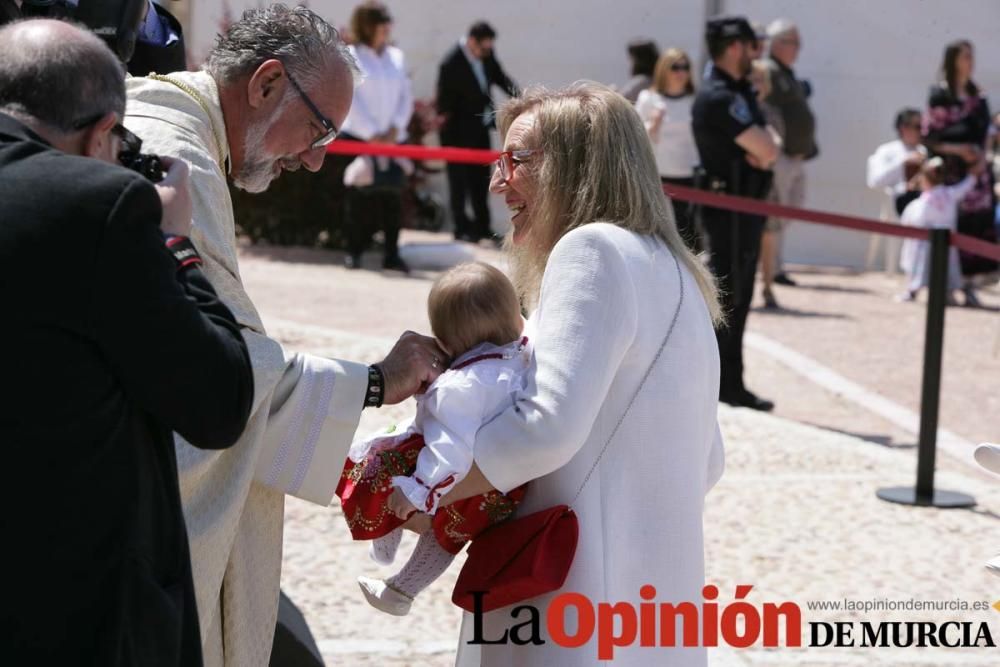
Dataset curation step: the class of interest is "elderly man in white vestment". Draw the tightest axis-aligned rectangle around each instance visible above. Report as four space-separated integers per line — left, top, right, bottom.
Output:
124 5 446 665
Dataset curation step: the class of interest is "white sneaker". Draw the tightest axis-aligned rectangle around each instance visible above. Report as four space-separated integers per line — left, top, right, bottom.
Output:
358 576 413 616
974 443 1000 475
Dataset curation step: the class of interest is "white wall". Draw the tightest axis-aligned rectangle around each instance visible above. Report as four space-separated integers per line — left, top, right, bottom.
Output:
186 0 1000 267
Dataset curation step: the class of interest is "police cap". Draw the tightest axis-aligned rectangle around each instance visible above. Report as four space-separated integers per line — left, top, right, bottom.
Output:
705 16 756 43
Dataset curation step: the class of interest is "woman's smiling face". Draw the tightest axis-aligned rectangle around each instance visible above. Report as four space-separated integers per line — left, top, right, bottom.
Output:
490 112 540 246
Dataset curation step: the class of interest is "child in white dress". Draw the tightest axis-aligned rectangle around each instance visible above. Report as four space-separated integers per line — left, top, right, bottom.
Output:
336 262 530 615
898 157 977 302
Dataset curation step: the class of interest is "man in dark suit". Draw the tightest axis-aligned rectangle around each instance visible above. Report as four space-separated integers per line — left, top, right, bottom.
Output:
0 19 253 665
436 20 518 242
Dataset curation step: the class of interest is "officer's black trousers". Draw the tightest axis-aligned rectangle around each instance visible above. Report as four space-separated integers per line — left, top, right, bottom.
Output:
701 208 766 397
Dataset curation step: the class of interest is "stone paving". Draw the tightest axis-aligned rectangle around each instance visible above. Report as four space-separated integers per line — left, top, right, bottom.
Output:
242 233 1000 666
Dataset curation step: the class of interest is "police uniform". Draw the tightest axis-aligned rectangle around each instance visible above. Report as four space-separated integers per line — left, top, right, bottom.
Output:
691 16 774 409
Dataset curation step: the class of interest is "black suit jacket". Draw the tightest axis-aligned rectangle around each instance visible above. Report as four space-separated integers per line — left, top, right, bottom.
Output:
127 2 187 77
5 1 186 77
436 44 518 148
0 113 253 666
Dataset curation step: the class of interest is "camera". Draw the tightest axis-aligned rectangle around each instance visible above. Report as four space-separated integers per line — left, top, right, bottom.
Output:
120 152 165 183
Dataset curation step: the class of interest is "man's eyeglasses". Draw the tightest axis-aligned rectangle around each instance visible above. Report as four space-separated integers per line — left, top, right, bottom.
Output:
285 70 339 150
495 149 542 183
72 112 143 165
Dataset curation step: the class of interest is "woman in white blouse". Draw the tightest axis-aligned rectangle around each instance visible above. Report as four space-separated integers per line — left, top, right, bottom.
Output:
635 48 701 250
448 82 725 667
339 2 414 271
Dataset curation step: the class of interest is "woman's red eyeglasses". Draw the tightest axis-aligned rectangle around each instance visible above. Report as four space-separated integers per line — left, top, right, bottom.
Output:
495 149 542 183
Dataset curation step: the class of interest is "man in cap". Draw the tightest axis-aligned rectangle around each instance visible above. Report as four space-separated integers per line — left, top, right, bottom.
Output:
691 15 780 411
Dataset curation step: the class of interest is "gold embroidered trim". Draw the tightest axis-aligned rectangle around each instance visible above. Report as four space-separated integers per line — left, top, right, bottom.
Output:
147 73 226 170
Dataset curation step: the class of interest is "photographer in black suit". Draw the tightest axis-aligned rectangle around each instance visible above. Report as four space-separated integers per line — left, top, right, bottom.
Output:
437 20 518 242
1 0 186 75
0 19 252 665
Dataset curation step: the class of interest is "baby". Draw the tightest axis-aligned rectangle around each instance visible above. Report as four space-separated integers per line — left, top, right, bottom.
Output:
897 157 977 303
335 262 530 615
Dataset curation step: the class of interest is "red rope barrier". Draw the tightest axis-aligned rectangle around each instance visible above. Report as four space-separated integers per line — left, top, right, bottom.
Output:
661 183 929 241
327 139 499 165
325 140 1000 259
952 231 1000 263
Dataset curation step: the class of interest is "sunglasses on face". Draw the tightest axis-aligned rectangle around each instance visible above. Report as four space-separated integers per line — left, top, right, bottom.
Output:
670 63 691 72
495 149 542 183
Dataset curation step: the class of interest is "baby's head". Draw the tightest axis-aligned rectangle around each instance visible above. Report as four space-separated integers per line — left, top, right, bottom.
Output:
428 262 522 357
919 156 947 189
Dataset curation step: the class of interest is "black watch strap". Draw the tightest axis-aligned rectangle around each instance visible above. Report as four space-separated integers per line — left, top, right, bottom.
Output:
364 364 385 408
164 235 202 270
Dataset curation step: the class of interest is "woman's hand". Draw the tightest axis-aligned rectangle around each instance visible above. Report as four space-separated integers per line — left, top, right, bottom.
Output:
401 512 431 534
437 464 497 507
958 144 982 164
387 486 418 520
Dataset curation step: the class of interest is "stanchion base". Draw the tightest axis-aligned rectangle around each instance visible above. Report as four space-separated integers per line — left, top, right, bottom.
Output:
876 486 976 508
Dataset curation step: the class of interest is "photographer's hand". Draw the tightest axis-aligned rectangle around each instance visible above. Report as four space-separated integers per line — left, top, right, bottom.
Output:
155 156 193 237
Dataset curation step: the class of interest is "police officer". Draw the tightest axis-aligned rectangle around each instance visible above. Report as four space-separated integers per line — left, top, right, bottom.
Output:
692 16 780 411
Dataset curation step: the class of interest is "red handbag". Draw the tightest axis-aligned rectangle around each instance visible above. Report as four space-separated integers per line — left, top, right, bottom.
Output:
451 253 686 613
452 504 578 613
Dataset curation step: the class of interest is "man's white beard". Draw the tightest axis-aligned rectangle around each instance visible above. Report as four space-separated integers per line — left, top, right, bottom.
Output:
232 118 277 194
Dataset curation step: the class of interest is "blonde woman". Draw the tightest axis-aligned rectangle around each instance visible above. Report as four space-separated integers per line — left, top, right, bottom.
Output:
635 48 700 249
444 82 725 666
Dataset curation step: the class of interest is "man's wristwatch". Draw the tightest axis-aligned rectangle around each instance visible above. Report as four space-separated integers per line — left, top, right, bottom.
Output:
364 364 385 408
163 234 202 270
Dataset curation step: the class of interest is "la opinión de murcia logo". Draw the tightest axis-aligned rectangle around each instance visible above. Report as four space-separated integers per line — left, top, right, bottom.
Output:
466 585 998 660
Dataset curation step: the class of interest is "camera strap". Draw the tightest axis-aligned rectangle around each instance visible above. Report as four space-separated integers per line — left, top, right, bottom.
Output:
164 235 202 270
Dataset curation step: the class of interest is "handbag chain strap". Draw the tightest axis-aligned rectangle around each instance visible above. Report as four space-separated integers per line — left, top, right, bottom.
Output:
569 250 685 507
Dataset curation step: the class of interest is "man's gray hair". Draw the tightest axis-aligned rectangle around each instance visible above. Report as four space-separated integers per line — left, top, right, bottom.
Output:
0 19 125 133
766 18 797 40
205 4 361 90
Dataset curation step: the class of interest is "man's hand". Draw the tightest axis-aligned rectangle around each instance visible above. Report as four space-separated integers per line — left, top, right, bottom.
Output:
155 156 193 237
904 151 926 168
387 486 418 520
378 331 449 404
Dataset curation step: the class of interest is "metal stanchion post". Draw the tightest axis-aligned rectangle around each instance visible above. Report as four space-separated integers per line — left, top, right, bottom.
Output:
877 228 975 508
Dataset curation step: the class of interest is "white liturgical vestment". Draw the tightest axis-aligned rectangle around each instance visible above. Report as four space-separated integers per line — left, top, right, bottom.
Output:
125 70 368 667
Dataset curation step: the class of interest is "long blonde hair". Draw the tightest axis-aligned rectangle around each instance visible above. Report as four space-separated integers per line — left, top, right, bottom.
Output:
497 81 722 324
651 48 695 96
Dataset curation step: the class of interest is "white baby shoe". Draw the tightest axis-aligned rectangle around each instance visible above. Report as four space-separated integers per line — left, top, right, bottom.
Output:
358 576 413 616
974 443 1000 475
